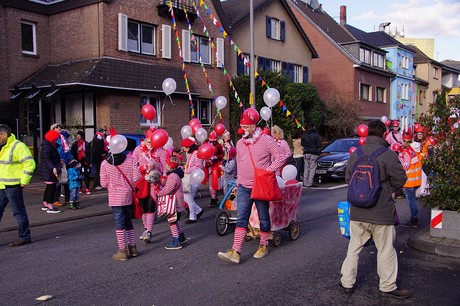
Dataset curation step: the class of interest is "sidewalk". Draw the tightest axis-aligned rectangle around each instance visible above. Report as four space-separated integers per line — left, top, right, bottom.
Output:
1 177 460 259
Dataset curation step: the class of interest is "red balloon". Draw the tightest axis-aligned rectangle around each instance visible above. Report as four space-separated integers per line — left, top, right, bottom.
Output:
357 124 368 137
191 123 202 135
215 123 226 136
189 118 200 127
150 129 169 149
358 137 366 146
142 104 156 121
390 143 402 152
385 120 391 127
262 127 271 135
349 146 357 154
197 143 215 160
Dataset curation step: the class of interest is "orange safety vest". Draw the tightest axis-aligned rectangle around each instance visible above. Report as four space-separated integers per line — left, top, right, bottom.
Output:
404 149 422 188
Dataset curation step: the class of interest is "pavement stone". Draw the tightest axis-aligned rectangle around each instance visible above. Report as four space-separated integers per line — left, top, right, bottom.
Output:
1 176 459 259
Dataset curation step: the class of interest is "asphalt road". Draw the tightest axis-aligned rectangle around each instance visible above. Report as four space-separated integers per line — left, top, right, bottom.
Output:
1 183 459 305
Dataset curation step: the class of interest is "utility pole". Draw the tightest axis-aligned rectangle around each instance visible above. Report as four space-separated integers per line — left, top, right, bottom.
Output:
250 0 256 108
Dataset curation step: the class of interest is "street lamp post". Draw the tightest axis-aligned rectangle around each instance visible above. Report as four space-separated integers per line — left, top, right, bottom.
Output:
250 0 255 109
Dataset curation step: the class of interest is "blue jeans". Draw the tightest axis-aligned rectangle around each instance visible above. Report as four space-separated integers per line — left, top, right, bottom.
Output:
112 205 134 230
70 188 80 202
404 187 418 223
236 184 271 232
0 186 31 241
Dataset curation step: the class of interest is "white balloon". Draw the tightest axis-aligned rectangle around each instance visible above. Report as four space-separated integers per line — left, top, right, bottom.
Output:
181 125 192 139
454 122 459 129
215 96 227 110
190 168 205 184
276 175 286 188
263 88 280 107
163 137 173 150
162 78 177 96
195 127 208 143
380 115 388 124
281 165 297 181
109 135 128 154
260 106 272 121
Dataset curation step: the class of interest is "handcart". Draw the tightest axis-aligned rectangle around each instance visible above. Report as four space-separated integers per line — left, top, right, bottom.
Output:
246 182 303 247
215 181 238 236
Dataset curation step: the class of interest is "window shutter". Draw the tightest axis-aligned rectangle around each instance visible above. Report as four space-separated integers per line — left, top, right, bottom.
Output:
182 30 191 62
282 62 287 75
216 37 224 68
288 63 294 82
303 66 309 83
162 24 171 59
280 21 286 42
237 54 244 75
118 13 128 51
266 16 271 38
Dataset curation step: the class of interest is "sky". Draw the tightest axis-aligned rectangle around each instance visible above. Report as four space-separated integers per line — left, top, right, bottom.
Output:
321 0 460 62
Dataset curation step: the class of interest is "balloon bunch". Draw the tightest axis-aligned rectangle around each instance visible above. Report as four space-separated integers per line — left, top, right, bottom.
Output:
356 124 368 146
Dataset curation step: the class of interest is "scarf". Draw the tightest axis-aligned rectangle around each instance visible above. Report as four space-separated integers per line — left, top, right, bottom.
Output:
60 134 70 152
77 139 86 160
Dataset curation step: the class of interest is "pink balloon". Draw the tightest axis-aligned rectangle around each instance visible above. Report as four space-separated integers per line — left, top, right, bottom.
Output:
215 123 226 136
197 143 215 160
349 146 357 154
358 137 366 146
142 104 156 121
356 124 368 137
150 129 169 149
189 118 200 127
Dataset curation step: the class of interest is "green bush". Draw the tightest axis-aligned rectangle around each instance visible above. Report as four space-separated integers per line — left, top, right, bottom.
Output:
417 91 460 212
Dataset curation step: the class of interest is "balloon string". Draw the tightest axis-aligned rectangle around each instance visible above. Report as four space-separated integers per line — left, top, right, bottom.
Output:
208 114 219 133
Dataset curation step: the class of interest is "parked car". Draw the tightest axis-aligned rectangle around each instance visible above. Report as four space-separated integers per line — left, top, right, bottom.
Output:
315 137 359 183
122 133 145 156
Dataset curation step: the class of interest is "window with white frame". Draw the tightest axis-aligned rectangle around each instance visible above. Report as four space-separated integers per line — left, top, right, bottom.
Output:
433 67 439 79
359 48 371 64
376 87 386 103
401 56 410 69
237 53 250 76
127 20 156 55
140 95 161 126
271 18 280 40
191 36 211 65
360 83 371 101
401 84 409 100
270 60 281 73
266 16 285 41
21 21 37 55
193 99 211 126
373 53 385 68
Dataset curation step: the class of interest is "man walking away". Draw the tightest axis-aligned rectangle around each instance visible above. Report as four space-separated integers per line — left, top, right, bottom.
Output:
301 123 322 187
0 124 36 247
340 120 411 299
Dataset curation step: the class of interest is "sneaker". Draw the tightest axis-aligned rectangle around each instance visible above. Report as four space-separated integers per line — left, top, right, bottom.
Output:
85 189 91 195
95 186 103 191
127 245 138 257
218 249 240 264
142 231 152 243
401 221 418 228
139 230 148 240
179 232 187 243
69 202 77 210
253 244 268 259
60 193 65 198
339 283 354 294
46 207 61 214
112 249 128 261
79 188 83 194
165 237 182 250
53 201 64 207
41 204 48 211
380 288 412 299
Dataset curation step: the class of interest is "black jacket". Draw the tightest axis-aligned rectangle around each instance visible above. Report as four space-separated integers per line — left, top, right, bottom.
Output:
39 140 61 182
301 129 322 154
71 140 91 165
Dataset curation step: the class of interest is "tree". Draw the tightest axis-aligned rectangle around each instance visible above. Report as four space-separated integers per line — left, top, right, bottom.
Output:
321 93 362 139
417 91 460 212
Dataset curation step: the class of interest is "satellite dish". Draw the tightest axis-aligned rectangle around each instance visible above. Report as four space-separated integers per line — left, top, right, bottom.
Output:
310 0 320 10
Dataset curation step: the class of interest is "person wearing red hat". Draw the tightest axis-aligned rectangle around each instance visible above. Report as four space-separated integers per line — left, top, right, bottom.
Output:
39 130 63 213
398 130 422 228
180 138 204 223
152 156 187 249
218 109 285 264
412 125 431 198
385 119 403 149
132 127 167 243
205 131 224 208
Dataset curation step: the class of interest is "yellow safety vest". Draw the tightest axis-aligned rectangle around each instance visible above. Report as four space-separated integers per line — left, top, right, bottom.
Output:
0 134 36 189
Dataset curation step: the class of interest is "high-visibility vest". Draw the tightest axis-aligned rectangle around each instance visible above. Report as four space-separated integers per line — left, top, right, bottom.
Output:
404 149 422 188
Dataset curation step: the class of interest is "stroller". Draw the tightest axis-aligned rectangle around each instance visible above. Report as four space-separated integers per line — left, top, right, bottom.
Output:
215 181 238 236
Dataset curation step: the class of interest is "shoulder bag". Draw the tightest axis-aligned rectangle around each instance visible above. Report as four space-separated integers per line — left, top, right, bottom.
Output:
116 166 144 219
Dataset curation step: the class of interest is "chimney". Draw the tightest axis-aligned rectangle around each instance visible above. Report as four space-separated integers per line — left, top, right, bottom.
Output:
340 5 347 25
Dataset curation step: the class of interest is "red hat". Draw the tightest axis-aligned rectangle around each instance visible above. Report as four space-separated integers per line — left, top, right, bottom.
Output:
403 130 413 141
392 120 400 127
180 138 195 147
228 147 236 159
209 131 218 141
145 126 157 139
44 130 60 143
414 124 424 133
240 108 259 125
166 158 179 169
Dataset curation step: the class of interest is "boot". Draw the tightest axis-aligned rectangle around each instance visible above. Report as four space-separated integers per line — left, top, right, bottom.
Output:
112 249 128 261
127 245 138 257
209 198 218 208
75 201 81 209
253 244 268 259
217 249 240 264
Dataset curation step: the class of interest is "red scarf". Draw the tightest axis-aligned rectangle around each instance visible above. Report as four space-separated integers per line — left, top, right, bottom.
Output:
77 139 85 160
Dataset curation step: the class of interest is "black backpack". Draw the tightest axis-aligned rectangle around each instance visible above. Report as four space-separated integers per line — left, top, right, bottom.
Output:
347 146 387 208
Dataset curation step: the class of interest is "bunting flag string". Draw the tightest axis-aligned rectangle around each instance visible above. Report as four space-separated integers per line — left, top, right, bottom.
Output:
169 2 195 117
198 0 304 130
192 1 243 110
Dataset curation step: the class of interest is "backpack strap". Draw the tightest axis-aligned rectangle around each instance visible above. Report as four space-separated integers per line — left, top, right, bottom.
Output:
369 146 388 159
355 146 364 158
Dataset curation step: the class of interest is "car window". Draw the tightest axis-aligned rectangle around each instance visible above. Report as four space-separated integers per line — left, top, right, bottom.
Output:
322 139 358 153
